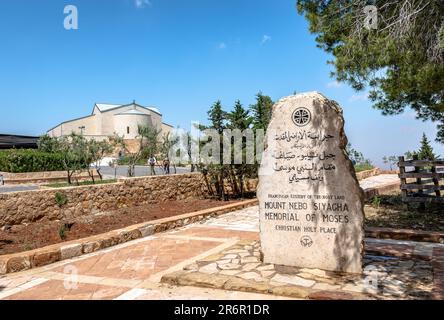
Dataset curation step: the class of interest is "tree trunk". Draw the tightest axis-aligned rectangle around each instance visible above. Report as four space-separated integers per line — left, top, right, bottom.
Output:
230 167 239 196
96 167 103 181
88 169 95 184
239 173 244 198
202 171 213 196
219 171 226 201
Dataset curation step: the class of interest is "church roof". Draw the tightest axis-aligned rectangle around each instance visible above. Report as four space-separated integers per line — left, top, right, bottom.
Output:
94 102 161 115
115 109 148 116
95 103 122 112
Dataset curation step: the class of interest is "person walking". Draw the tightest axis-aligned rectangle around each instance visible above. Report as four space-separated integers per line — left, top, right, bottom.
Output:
148 155 157 175
163 158 170 175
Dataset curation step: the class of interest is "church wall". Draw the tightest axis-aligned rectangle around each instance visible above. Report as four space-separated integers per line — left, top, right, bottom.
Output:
113 114 152 139
47 116 98 137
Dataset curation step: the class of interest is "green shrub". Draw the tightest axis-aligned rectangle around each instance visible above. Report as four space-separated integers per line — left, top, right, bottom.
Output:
117 155 147 166
354 161 374 173
0 149 80 173
55 192 68 207
59 225 67 240
372 196 381 208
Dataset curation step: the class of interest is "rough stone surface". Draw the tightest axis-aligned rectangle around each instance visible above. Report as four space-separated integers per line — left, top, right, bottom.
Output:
60 244 83 260
199 263 219 274
271 274 316 288
272 285 311 299
177 272 231 289
31 249 61 267
139 225 155 237
82 240 101 254
6 256 31 273
309 290 357 300
223 278 271 294
118 229 142 242
0 258 7 275
312 282 341 291
220 270 242 276
239 272 263 282
258 92 364 273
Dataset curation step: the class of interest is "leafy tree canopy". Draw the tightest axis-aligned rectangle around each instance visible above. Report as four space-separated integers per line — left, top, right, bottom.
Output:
296 0 444 141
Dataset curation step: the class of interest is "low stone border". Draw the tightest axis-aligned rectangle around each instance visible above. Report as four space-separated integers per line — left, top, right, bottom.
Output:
161 271 373 300
356 168 381 181
366 227 444 244
0 199 258 276
0 170 100 185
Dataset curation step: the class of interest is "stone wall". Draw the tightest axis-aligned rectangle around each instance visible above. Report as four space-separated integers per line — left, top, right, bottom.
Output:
355 167 381 181
0 173 206 227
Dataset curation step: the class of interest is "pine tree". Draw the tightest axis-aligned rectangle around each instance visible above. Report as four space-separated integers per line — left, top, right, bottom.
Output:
207 100 226 134
202 100 228 200
226 100 252 197
250 92 273 130
227 100 252 130
418 133 437 160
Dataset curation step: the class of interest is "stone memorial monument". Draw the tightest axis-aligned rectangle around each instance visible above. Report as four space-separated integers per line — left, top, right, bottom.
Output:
258 92 364 274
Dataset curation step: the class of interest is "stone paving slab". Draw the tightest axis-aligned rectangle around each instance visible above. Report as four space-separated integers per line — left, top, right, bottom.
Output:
51 237 220 281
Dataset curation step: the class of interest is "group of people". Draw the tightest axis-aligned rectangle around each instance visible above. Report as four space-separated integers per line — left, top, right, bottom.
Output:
148 156 171 175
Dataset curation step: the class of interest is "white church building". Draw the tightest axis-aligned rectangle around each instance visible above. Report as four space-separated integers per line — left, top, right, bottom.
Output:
47 101 174 151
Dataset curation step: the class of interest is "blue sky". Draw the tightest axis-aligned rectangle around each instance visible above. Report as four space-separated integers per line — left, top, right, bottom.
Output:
0 0 440 167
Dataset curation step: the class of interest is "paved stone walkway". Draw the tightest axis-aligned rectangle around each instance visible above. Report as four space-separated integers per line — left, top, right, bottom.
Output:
1 202 442 300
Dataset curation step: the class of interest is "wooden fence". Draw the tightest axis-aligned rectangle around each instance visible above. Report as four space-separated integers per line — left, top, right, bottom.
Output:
398 156 444 204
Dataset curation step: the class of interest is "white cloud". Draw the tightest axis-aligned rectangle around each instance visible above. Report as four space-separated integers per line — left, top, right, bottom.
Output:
261 35 271 45
135 0 151 8
218 42 227 49
348 93 369 102
327 81 342 88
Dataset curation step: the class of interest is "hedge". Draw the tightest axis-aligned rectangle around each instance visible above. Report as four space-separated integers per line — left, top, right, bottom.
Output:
0 149 67 173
